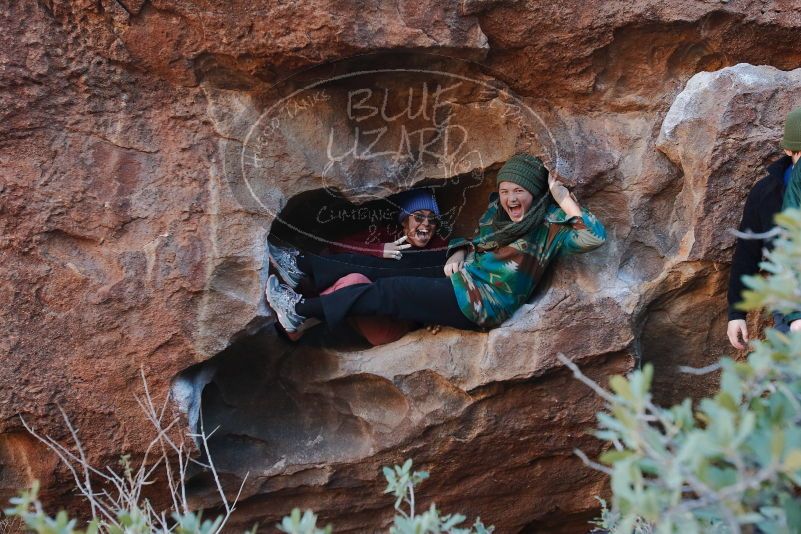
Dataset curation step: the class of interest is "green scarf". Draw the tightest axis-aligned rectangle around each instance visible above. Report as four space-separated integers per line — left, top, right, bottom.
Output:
473 193 552 252
783 160 801 211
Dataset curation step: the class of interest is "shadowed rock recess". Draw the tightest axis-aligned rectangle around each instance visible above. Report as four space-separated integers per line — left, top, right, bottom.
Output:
4 0 801 531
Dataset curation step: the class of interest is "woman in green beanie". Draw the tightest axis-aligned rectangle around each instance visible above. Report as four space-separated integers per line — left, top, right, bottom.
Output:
266 154 607 336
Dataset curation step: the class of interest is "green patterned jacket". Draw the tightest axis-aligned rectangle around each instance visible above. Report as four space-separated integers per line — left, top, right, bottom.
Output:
447 194 607 328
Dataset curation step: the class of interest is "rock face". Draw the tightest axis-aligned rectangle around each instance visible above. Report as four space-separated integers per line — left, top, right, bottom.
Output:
3 1 801 531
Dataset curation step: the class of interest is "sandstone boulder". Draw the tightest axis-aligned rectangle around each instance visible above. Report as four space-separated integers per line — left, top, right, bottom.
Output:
3 1 801 531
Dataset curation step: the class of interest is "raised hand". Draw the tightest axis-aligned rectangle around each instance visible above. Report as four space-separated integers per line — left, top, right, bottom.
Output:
548 174 570 204
383 235 412 260
548 174 582 218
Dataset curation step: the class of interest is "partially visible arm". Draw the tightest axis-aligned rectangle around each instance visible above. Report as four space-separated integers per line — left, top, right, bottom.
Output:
559 207 607 255
785 152 801 332
785 310 801 331
727 188 764 321
548 175 582 218
547 175 606 255
726 185 769 349
446 236 474 257
446 194 498 257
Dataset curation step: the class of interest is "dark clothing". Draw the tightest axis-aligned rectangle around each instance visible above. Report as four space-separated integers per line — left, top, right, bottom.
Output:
298 275 476 331
298 251 445 292
296 296 325 319
727 156 791 320
295 250 473 329
773 312 792 334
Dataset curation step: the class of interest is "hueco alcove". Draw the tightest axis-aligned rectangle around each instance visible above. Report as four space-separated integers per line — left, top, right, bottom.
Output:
171 52 627 531
12 4 796 529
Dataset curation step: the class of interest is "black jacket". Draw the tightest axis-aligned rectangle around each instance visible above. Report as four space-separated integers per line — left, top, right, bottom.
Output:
727 155 791 320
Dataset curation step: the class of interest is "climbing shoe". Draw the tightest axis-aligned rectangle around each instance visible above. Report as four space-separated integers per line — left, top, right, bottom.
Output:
267 241 305 289
265 274 305 333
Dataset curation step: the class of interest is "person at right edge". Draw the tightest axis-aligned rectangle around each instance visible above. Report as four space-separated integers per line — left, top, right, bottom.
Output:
727 106 801 349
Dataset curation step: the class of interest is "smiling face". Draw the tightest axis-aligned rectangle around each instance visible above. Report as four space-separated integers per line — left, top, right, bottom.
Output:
498 181 534 222
402 209 437 248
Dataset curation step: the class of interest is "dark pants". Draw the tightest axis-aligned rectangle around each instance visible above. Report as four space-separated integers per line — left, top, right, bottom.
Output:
320 277 475 330
298 252 446 292
295 263 476 331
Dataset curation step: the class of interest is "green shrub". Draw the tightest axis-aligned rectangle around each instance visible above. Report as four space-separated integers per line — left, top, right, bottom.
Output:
277 459 493 534
4 378 248 534
4 481 228 534
6 459 492 534
568 209 801 533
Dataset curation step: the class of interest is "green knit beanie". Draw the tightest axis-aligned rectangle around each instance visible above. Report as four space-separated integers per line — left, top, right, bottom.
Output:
496 154 548 196
782 107 801 152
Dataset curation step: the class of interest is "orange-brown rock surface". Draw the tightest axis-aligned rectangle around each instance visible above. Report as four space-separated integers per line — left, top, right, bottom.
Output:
3 1 801 531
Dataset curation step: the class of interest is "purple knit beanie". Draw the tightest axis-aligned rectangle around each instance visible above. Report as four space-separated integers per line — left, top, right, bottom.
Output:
393 189 440 224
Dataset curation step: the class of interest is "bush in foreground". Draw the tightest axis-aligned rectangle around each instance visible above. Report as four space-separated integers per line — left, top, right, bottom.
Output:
571 209 801 533
276 460 493 534
5 459 492 534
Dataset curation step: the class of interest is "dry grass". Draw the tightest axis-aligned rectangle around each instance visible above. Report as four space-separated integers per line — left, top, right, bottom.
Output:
15 369 247 533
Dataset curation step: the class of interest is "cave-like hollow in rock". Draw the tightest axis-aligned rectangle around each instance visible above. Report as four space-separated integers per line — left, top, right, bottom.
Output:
172 160 613 532
12 5 801 529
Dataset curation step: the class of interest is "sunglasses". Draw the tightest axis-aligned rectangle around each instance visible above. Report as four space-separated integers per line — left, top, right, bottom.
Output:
411 212 439 224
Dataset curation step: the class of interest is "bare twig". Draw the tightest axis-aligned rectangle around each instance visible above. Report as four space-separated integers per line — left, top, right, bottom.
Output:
16 368 250 534
197 412 230 515
409 482 416 520
678 363 722 375
57 405 98 519
556 353 617 404
573 448 613 476
18 415 120 527
728 227 781 241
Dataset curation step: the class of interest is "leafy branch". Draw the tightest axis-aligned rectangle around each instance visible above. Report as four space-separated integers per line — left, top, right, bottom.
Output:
572 209 801 534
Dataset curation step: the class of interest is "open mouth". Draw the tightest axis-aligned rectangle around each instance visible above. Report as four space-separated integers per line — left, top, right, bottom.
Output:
414 228 431 240
508 205 523 220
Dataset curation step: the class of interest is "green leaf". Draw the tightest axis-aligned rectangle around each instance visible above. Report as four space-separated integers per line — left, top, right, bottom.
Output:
641 364 654 395
609 375 634 401
600 450 633 465
784 449 801 471
772 428 786 460
401 458 412 473
716 392 738 412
